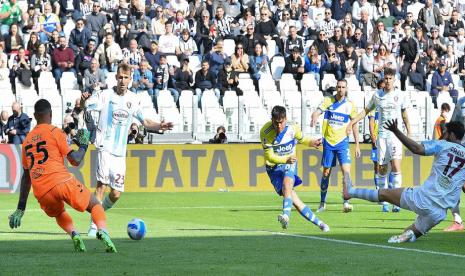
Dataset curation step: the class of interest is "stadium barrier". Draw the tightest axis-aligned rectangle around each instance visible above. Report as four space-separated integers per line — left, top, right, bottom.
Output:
0 143 434 193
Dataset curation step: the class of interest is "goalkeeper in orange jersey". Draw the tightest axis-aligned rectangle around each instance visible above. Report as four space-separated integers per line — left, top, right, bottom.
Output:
8 99 117 253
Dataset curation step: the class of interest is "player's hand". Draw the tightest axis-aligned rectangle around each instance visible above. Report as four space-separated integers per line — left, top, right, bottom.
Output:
73 129 90 147
286 156 297 164
355 144 361 158
8 209 24 229
311 138 322 149
160 120 174 131
383 119 398 133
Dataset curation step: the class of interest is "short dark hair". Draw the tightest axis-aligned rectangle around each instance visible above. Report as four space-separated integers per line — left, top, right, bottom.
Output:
271 105 286 120
159 54 167 59
441 103 451 112
446 121 465 140
34 99 51 114
384 67 396 76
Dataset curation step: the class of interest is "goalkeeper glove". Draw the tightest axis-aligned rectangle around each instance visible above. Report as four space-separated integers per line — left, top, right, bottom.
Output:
8 209 24 229
73 129 90 148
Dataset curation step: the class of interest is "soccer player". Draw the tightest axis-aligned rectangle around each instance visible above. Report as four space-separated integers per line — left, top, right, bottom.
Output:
442 99 465 231
8 99 117 252
343 119 465 243
260 105 330 232
83 63 173 237
347 68 411 212
310 79 360 213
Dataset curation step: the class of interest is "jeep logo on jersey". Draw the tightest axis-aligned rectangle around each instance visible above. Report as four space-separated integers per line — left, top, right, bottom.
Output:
112 109 130 121
0 144 21 193
329 113 346 122
275 141 294 153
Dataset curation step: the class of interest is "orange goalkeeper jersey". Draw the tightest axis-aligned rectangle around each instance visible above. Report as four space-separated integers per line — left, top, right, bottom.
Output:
21 124 73 199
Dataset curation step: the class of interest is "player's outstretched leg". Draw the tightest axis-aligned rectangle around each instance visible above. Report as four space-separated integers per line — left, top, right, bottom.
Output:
278 196 292 230
375 173 389 212
291 191 330 232
341 170 353 213
444 202 464 232
87 195 117 252
343 173 379 203
55 211 86 252
97 229 117 253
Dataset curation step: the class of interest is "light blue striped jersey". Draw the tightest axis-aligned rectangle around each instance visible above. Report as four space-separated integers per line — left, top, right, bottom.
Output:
414 140 465 209
86 89 144 157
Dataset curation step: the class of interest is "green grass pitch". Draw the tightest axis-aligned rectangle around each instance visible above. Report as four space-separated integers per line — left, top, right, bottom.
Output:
1 192 465 275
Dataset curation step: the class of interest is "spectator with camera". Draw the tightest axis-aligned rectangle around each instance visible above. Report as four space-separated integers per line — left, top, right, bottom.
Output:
132 59 154 95
128 122 145 144
5 102 31 144
63 114 77 145
209 126 227 144
0 110 9 143
84 58 107 94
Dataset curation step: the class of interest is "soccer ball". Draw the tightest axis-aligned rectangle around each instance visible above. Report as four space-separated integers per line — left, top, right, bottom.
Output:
127 218 146 240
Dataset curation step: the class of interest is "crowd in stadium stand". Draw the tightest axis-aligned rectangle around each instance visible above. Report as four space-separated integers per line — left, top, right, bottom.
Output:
1 0 465 143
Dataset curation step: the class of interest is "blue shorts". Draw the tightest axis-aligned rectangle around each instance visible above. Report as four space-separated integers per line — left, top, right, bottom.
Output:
266 163 303 196
371 146 378 162
321 146 351 168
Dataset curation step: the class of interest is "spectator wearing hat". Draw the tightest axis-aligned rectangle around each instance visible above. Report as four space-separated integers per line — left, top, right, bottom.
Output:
231 42 249 73
417 0 443 33
173 54 194 95
195 59 220 105
399 25 419 91
319 43 343 87
430 26 447 57
218 57 242 101
431 60 458 107
177 28 198 56
69 18 93 55
283 46 305 87
145 40 161 70
443 10 464 41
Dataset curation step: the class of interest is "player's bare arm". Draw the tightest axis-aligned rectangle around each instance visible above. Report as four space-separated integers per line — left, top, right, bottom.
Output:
401 109 411 137
384 119 425 155
369 116 377 147
346 108 369 135
142 119 174 132
352 121 361 158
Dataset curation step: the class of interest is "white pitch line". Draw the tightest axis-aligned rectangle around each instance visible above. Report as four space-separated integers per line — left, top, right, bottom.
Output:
269 231 465 259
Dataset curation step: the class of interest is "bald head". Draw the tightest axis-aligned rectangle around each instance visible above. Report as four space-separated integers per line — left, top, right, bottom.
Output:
12 102 21 115
0 110 8 121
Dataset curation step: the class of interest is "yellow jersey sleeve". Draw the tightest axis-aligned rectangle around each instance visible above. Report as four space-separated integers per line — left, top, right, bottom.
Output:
260 121 288 165
318 97 332 112
349 100 358 119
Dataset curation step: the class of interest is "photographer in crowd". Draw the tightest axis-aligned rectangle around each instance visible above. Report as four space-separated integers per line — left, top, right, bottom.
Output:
63 114 77 145
209 126 228 144
1 110 9 143
128 122 146 144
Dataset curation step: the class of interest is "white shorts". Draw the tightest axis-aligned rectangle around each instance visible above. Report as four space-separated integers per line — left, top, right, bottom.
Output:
400 188 446 234
96 149 126 192
377 136 403 165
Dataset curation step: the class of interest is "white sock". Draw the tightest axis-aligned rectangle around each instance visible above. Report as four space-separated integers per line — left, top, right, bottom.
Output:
453 213 463 224
391 172 402 188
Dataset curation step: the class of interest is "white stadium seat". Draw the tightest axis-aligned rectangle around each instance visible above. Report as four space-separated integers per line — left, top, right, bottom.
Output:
60 72 79 91
223 39 236 57
270 56 285 80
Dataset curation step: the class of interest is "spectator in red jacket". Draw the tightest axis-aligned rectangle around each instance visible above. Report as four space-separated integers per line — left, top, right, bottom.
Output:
52 35 76 86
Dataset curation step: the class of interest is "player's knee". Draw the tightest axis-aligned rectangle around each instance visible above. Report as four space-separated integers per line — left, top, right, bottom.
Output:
322 169 331 178
378 165 388 176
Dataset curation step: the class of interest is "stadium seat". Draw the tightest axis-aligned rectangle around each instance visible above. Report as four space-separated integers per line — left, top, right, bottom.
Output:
159 107 181 132
166 54 180 68
301 73 319 92
239 73 251 79
223 39 236 57
157 90 176 109
38 71 57 91
321 74 336 91
179 90 194 132
189 55 202 72
63 17 75 39
60 72 79 91
264 39 277 59
270 55 285 80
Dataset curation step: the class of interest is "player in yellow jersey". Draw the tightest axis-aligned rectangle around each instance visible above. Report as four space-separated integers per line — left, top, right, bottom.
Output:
260 105 330 232
311 79 360 213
